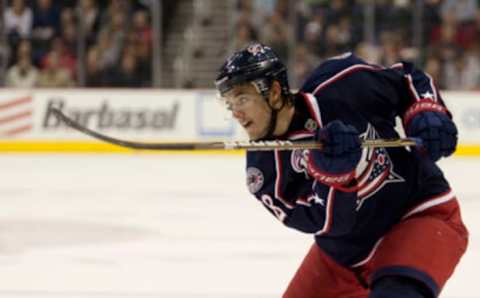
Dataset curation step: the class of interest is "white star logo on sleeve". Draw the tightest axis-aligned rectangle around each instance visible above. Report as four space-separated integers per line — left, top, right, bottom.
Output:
421 91 434 100
308 194 325 206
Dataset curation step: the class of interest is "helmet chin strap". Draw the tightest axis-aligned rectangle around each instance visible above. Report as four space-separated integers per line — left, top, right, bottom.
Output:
251 81 286 140
262 95 287 140
263 107 278 139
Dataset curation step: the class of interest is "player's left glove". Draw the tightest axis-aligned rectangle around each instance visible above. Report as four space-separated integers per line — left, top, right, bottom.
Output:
307 120 362 188
404 101 458 162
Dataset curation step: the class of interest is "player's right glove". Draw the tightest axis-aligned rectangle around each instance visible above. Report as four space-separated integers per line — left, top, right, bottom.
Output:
307 120 362 188
404 101 458 162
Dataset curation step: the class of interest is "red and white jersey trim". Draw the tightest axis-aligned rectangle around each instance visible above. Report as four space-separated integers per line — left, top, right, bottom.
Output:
351 189 455 268
315 187 335 236
312 64 383 95
274 150 295 209
402 190 455 220
287 131 315 140
302 93 323 128
351 238 384 268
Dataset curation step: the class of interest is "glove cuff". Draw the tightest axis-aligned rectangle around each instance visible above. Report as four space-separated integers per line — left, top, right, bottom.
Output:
306 153 356 188
403 100 449 128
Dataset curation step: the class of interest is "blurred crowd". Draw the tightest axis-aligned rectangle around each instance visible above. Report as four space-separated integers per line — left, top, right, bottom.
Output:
234 0 480 90
3 0 480 90
2 0 152 88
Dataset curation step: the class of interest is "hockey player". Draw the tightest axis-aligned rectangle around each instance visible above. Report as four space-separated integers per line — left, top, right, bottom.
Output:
215 43 468 298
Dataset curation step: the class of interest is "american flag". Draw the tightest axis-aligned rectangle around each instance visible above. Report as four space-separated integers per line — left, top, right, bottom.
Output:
356 146 404 208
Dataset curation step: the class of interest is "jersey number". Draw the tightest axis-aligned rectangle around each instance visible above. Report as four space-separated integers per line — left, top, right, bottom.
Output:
261 194 287 222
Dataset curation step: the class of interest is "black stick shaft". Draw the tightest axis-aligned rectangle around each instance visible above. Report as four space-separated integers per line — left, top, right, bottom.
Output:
51 108 419 151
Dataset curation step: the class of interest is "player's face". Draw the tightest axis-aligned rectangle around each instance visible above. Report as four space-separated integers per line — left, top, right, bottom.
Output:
222 83 272 140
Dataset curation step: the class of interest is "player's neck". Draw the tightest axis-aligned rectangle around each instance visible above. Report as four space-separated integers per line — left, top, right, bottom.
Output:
273 104 295 137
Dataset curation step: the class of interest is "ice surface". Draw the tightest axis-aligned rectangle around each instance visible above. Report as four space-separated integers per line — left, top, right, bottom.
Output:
0 154 476 298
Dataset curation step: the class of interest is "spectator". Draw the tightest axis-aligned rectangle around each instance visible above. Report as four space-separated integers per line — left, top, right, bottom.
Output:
231 22 258 52
355 42 380 64
104 51 142 87
324 0 349 26
378 31 401 66
424 55 445 89
31 0 60 60
291 43 318 88
335 16 354 51
61 20 77 56
78 0 100 46
303 11 325 57
5 55 39 88
15 39 33 63
260 11 289 62
41 37 76 79
97 10 127 67
132 10 152 47
3 0 33 40
441 0 477 25
430 16 462 66
237 0 268 29
37 51 74 87
444 47 480 90
85 46 105 87
321 24 345 58
128 10 152 85
99 0 132 29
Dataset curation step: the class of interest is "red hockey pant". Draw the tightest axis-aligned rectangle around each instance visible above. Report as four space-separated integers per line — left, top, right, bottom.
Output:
283 199 468 298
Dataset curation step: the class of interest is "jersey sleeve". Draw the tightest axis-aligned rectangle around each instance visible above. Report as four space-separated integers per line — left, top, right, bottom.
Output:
301 53 452 132
393 61 452 127
247 150 358 236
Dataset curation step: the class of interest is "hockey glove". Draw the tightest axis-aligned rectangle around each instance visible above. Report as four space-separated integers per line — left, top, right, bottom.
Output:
404 101 458 162
307 120 362 187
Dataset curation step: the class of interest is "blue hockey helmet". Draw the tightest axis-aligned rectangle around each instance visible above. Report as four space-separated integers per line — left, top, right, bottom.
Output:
215 43 290 99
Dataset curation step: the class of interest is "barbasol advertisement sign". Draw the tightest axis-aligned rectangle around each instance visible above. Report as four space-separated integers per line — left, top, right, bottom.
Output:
0 89 475 144
0 89 243 141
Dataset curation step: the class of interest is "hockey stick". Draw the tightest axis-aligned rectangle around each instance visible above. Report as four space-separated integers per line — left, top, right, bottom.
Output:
51 108 420 151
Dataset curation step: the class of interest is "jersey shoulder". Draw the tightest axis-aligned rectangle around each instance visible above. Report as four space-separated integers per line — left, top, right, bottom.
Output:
300 52 370 93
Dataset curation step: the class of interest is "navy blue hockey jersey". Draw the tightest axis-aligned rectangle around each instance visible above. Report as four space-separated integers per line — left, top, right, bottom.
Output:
246 53 454 267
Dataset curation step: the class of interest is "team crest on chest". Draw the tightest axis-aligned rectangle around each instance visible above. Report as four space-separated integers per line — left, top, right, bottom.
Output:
290 149 309 176
247 167 265 194
355 124 404 209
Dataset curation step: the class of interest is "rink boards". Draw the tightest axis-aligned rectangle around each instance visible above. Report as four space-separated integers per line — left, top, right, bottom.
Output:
0 89 478 155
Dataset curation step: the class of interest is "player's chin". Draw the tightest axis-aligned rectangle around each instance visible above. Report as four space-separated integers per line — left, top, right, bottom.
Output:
246 125 268 141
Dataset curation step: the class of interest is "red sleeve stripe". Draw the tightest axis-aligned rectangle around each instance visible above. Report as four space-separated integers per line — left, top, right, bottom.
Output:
425 72 438 102
404 74 421 102
312 64 384 95
315 187 336 236
302 93 323 128
287 131 315 140
390 63 403 69
274 150 295 209
390 62 438 103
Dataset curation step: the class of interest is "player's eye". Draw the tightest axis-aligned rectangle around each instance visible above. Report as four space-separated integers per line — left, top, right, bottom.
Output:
224 96 251 111
237 96 249 105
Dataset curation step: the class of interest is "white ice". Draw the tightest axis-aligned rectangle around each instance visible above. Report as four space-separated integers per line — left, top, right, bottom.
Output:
0 154 477 298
